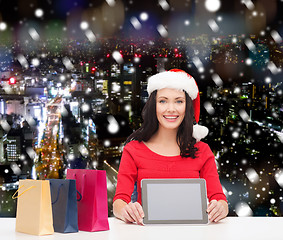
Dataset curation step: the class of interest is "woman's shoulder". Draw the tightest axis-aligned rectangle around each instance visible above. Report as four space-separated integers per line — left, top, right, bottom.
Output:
194 141 215 159
124 140 145 151
195 141 211 151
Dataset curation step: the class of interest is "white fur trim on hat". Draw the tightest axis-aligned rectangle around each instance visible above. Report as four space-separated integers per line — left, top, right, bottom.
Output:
147 71 198 100
193 124 209 142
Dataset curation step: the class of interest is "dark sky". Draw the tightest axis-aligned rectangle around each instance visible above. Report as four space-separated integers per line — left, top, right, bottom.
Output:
0 0 281 24
0 0 282 39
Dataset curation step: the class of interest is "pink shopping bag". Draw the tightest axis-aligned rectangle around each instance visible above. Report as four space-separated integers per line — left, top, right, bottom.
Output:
66 169 109 232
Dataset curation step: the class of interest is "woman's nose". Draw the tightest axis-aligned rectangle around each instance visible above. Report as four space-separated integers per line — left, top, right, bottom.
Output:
167 102 176 111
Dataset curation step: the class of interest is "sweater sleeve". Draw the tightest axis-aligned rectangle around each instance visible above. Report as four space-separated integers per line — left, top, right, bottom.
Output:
113 144 137 204
199 144 227 202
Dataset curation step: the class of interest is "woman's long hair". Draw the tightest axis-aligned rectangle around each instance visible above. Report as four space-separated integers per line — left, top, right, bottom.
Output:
125 90 198 158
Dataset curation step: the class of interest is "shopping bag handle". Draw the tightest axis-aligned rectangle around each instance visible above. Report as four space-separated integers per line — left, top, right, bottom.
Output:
73 173 86 200
12 185 35 199
50 183 64 204
77 190 82 201
50 182 82 203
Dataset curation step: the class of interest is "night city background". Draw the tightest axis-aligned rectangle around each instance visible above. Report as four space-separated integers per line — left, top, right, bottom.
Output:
0 0 282 218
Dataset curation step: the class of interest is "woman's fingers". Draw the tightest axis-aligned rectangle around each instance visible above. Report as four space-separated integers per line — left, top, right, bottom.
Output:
207 200 226 222
122 202 145 225
121 207 135 223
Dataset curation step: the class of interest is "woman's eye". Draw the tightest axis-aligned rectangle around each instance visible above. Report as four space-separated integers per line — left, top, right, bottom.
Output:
159 100 166 103
176 100 183 104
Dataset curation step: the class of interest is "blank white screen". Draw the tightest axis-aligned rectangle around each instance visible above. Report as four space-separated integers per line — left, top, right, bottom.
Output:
147 183 203 220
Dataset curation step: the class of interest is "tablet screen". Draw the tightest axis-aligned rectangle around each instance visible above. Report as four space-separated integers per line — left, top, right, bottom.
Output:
141 179 208 224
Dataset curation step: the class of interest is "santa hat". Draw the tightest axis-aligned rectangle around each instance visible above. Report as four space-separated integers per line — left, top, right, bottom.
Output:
147 69 208 141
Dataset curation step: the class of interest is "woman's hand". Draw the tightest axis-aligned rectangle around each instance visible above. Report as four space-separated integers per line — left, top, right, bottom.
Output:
207 200 228 223
121 202 145 225
113 199 145 225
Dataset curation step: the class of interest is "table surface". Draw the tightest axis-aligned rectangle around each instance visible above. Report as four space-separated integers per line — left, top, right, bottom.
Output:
0 217 282 240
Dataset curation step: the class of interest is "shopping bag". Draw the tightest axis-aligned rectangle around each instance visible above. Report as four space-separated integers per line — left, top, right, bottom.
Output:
66 169 109 232
13 179 54 236
48 179 79 233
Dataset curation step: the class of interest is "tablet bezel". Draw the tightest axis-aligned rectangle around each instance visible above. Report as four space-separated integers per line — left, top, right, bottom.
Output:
141 178 208 224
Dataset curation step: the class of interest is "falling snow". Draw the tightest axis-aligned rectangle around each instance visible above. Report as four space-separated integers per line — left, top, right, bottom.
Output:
107 115 119 134
158 0 170 11
0 0 282 218
157 24 168 38
205 0 221 12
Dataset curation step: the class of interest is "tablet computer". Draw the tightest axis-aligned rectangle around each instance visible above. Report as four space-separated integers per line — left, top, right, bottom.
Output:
141 178 208 224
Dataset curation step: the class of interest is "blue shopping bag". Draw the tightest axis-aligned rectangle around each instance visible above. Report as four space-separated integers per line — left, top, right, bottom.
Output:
48 179 79 233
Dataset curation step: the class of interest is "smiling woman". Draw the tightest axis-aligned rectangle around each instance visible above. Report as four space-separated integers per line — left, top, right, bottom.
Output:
113 69 228 225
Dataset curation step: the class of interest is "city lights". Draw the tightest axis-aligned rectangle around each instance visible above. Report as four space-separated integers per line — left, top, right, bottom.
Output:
0 0 282 219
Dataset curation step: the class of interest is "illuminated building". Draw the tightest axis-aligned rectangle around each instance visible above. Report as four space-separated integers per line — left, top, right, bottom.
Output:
5 133 21 162
0 128 5 162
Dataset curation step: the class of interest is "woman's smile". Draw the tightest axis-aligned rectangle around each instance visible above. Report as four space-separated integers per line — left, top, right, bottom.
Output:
163 115 179 122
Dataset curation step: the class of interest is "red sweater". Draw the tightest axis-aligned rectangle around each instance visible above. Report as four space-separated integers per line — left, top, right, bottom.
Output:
113 140 227 204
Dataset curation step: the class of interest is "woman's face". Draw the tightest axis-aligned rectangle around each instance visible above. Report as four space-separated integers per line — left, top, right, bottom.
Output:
156 88 186 131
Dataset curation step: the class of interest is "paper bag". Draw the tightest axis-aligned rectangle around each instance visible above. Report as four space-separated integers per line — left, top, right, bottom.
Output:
66 169 109 232
48 179 79 233
13 179 54 236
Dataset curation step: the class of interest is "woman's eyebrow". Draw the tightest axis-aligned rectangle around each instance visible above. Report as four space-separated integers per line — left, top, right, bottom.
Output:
157 96 185 99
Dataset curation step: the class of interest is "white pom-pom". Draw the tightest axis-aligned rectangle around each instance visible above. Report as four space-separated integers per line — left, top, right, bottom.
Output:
193 124 209 141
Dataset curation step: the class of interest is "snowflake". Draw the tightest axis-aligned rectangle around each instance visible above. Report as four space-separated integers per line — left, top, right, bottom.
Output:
105 0 116 7
85 29 96 42
184 20 190 26
35 9 44 18
192 57 204 73
10 163 21 175
239 109 250 122
245 39 256 53
204 101 215 115
26 147 36 159
271 30 282 43
275 169 283 187
68 154 75 161
265 77 271 84
140 12 148 21
158 0 170 11
112 51 124 64
208 19 219 32
80 21 89 30
104 140 111 147
270 198 276 204
241 0 255 10
245 58 253 66
0 22 7 31
212 73 223 87
28 28 40 41
235 201 253 217
79 145 89 156
31 58 40 67
157 24 168 38
131 17 142 30
17 54 29 69
205 0 221 12
232 131 240 139
267 61 281 74
107 115 119 134
245 168 259 184
0 120 11 132
81 103 90 112
62 57 74 70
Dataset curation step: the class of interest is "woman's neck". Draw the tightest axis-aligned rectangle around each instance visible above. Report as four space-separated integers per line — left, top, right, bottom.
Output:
149 127 178 146
145 127 180 156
